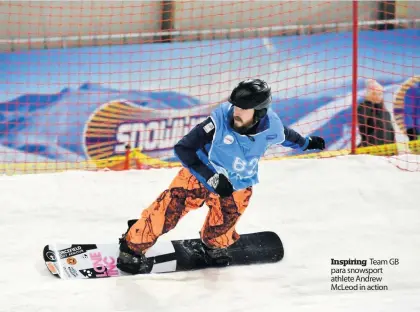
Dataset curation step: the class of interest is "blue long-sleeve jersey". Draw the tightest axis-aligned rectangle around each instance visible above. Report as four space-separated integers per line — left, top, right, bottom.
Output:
174 103 309 191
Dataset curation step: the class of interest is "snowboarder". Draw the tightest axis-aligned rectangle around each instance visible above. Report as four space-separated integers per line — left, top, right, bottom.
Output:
117 79 326 274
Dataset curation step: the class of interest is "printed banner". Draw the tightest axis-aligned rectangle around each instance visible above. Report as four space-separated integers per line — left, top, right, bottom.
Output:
0 29 419 165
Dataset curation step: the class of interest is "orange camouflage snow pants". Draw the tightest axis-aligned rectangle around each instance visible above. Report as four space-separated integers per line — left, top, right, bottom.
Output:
125 167 253 254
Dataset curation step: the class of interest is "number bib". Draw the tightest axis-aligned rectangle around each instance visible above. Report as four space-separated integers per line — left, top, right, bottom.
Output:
206 103 285 190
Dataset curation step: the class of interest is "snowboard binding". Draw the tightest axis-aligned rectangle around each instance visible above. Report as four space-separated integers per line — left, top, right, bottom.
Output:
180 239 232 267
116 220 153 274
204 245 232 267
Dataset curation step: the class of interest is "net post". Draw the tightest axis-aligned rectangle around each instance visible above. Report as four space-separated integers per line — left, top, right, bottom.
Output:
161 1 174 43
124 144 131 170
351 0 359 155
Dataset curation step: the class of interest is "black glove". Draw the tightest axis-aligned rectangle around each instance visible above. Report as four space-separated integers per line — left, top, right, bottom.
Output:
207 174 234 198
304 136 326 151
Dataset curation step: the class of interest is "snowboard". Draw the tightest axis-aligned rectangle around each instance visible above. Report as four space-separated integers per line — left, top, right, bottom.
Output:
43 231 284 279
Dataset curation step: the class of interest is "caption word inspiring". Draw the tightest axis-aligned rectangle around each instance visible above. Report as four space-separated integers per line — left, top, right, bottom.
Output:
330 258 399 291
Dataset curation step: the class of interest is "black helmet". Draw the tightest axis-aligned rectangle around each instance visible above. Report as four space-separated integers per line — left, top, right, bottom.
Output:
228 79 272 110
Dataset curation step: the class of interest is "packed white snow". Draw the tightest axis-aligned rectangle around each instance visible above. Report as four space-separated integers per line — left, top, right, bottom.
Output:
0 154 419 312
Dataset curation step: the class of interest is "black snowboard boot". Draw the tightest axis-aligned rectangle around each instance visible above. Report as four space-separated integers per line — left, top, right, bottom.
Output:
116 219 152 274
179 238 232 267
202 243 232 266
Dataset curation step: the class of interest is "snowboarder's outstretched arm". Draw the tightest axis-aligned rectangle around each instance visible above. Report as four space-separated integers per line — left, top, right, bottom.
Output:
281 126 326 151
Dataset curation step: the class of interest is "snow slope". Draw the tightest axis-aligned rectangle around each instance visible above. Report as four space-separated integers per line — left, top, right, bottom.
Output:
0 155 419 312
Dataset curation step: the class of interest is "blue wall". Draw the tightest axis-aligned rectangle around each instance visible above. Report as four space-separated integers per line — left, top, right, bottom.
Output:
0 29 418 162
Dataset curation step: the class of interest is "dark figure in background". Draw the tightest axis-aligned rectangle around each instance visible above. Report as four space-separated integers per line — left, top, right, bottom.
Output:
357 79 395 147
